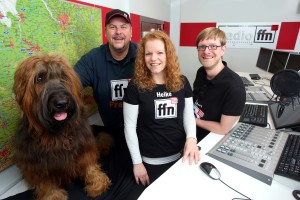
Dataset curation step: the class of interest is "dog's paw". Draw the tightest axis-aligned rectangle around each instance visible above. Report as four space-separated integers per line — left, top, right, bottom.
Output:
36 188 68 200
85 168 111 197
96 131 115 156
85 164 112 197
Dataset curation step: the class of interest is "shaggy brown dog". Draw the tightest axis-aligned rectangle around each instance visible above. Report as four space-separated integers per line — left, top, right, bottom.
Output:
12 54 111 200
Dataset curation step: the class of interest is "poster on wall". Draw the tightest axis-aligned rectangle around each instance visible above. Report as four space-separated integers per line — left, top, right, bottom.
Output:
0 0 102 172
217 22 280 49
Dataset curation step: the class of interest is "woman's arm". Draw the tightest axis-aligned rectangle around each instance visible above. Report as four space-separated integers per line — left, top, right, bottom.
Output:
183 97 197 139
182 97 200 164
123 102 142 164
123 102 150 185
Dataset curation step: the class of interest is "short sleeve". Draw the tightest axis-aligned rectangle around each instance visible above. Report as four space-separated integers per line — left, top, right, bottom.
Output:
183 76 193 98
123 81 139 105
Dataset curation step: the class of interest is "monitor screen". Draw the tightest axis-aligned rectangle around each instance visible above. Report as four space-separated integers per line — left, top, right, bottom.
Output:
285 53 300 72
256 47 273 72
268 50 289 74
269 102 300 130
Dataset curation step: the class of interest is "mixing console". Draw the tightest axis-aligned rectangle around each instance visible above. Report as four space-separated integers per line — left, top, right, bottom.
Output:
245 86 273 103
207 123 289 185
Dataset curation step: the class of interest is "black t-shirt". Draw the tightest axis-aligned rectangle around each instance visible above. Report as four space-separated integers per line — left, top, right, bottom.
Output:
74 42 137 137
193 63 246 141
123 76 193 158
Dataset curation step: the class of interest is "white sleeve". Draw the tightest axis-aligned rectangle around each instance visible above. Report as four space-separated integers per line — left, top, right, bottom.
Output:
123 102 143 164
183 97 197 140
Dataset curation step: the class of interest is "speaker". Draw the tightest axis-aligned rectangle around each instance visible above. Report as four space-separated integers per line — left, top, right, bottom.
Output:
270 69 300 118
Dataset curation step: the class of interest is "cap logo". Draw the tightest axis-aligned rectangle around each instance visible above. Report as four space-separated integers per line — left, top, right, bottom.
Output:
105 9 131 26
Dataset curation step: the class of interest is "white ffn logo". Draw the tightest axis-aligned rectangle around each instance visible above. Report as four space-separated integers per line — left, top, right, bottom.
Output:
111 79 129 101
154 98 177 119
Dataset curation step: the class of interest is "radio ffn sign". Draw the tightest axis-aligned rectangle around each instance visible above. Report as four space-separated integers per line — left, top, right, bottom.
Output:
217 23 279 49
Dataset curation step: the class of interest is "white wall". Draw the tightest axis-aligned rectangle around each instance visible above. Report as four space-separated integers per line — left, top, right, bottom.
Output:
83 0 171 22
170 0 300 84
130 0 170 22
81 0 129 12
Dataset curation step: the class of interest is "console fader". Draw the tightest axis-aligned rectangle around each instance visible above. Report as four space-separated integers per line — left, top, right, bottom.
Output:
207 123 289 185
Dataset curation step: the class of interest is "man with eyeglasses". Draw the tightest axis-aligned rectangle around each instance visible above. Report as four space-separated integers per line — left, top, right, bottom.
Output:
74 9 137 200
193 27 246 142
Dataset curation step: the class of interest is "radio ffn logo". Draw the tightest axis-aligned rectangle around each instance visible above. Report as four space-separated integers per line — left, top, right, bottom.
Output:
155 99 177 119
254 25 278 43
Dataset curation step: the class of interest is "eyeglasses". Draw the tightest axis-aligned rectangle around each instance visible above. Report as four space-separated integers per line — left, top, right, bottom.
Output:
197 45 222 51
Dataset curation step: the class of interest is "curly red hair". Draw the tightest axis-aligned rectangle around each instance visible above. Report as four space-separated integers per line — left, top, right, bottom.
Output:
134 30 184 92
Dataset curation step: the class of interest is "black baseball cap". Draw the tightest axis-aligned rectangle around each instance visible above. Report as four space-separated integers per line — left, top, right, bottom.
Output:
105 9 131 26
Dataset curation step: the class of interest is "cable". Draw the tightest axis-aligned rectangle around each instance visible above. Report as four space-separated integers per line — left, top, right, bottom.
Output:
293 190 300 200
219 178 252 200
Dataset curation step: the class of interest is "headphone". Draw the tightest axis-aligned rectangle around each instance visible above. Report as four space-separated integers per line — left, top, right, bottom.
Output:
270 69 300 118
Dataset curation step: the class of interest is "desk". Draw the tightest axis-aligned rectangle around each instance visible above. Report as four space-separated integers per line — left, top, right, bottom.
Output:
138 73 299 200
138 133 299 200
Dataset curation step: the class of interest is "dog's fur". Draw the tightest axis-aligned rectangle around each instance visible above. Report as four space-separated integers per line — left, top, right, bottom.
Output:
12 54 111 200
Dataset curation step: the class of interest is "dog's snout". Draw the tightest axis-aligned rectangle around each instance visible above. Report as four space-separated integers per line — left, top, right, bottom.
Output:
54 99 68 109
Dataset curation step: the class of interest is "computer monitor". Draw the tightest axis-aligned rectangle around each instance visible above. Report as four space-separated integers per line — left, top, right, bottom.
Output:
285 53 300 72
269 102 300 130
268 50 289 74
256 47 273 72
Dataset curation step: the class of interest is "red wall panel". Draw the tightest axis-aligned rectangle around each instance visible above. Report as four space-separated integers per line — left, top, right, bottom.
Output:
180 23 216 46
130 14 141 43
100 7 112 44
164 21 170 36
276 22 300 50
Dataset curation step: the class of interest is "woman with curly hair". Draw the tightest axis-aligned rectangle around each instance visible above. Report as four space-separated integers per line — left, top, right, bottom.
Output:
123 30 200 199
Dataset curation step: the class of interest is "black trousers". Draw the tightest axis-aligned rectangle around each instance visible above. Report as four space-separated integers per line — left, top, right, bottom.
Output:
123 160 178 200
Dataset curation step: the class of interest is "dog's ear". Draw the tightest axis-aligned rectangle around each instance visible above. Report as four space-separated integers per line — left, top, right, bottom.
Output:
13 55 46 134
13 56 39 107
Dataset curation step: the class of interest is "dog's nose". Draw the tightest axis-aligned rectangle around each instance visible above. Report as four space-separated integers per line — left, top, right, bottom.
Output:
54 99 68 109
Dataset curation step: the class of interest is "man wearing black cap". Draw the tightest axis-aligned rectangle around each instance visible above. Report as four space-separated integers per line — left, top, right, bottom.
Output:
73 8 137 200
74 8 136 144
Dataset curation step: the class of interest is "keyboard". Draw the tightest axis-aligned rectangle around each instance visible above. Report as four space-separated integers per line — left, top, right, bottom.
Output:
239 104 268 127
275 134 300 181
240 76 254 86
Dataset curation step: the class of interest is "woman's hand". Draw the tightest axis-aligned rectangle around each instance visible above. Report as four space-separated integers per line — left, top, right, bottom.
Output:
182 137 200 165
133 163 150 186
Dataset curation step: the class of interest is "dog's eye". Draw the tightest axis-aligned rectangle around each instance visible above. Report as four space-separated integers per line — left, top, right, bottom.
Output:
62 75 68 81
36 74 46 84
